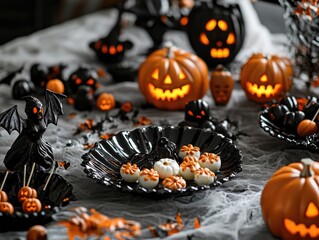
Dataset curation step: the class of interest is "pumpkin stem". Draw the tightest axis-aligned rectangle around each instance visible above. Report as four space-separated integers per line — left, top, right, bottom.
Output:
300 158 315 177
164 42 175 58
215 64 225 71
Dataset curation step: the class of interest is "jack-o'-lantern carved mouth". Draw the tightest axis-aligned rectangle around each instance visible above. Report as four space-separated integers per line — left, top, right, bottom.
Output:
246 82 282 98
284 218 319 238
148 83 190 101
210 48 230 58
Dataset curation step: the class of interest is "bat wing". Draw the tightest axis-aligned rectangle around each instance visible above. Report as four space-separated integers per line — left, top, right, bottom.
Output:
0 105 25 134
44 90 67 126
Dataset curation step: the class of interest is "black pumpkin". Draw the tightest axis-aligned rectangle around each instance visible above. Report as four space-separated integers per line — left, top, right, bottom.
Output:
283 111 305 134
178 99 215 130
74 86 95 111
30 63 66 88
280 96 299 111
186 0 245 67
68 66 98 94
89 11 133 64
268 104 290 126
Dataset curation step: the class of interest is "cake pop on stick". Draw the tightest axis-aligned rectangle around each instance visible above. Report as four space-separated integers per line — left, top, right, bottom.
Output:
0 171 9 202
297 107 319 137
18 163 37 203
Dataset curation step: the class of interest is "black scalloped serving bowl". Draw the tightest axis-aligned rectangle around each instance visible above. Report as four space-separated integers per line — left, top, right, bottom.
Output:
260 108 319 152
0 172 74 232
81 125 243 197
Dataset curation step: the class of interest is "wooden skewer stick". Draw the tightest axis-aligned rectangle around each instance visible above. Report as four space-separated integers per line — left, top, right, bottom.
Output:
23 165 26 187
0 171 9 191
43 166 55 191
311 107 319 122
26 162 36 187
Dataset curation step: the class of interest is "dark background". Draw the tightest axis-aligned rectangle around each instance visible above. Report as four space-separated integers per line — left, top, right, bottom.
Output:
0 0 284 45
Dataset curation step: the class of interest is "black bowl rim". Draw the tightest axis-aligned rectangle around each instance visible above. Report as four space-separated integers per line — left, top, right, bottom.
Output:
259 108 319 151
81 125 243 197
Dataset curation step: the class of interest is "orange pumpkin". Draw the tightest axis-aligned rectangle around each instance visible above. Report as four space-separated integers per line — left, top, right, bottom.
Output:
27 225 47 240
96 93 115 111
0 202 14 214
18 186 37 203
46 79 65 94
261 158 319 240
22 198 42 213
138 44 209 110
0 191 8 202
240 53 293 103
210 65 233 105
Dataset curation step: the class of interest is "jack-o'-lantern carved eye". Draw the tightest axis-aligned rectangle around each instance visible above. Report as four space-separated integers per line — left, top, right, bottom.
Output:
201 110 205 116
305 202 319 218
75 78 82 85
200 33 210 45
179 71 186 80
151 68 160 80
33 107 38 114
226 33 235 45
205 19 216 31
87 79 95 85
188 110 194 116
218 20 228 31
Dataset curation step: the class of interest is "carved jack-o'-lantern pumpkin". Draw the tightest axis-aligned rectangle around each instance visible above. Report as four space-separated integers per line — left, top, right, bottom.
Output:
138 44 209 110
210 65 233 106
18 186 37 203
261 158 319 240
46 79 65 94
96 93 116 111
241 53 293 103
187 0 245 67
0 202 14 214
22 198 42 213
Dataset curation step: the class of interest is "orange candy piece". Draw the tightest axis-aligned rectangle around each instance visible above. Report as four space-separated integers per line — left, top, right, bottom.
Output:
297 119 318 137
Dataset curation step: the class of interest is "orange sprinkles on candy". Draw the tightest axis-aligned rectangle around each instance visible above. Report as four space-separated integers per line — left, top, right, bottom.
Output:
120 163 140 175
199 152 220 164
180 144 200 155
162 176 186 190
140 169 159 181
195 168 215 177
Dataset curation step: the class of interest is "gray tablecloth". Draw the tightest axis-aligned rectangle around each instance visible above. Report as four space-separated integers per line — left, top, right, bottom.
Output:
0 3 319 240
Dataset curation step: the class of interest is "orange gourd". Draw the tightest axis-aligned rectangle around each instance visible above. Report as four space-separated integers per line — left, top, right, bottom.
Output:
46 79 65 94
240 53 293 103
0 202 14 214
261 158 319 240
138 44 209 110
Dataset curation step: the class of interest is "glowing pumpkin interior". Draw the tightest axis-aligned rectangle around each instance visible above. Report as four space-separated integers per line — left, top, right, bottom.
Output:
246 74 282 99
199 19 236 59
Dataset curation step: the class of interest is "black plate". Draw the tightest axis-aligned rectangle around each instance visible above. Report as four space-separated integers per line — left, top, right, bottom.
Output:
260 108 319 152
0 172 74 232
81 126 243 197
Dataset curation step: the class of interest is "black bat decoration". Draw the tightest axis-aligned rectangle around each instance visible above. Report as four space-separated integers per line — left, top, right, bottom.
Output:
0 90 66 172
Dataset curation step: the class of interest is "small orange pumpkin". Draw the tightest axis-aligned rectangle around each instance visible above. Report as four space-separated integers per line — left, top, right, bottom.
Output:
46 79 65 94
22 198 42 213
18 186 37 203
240 53 293 103
0 202 14 214
138 44 209 110
96 93 115 111
0 191 8 202
210 65 233 105
261 158 319 240
27 225 47 240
